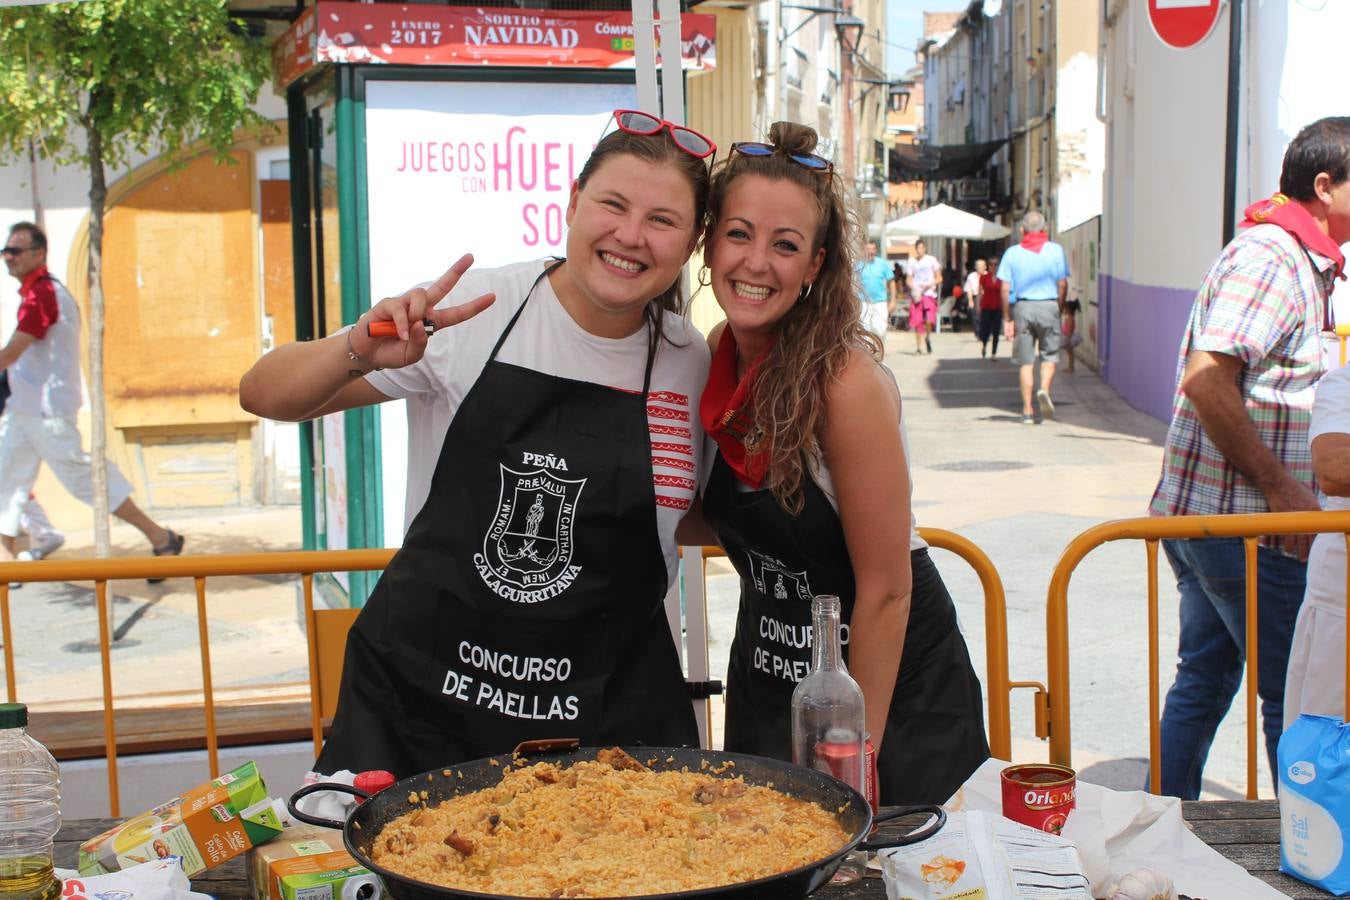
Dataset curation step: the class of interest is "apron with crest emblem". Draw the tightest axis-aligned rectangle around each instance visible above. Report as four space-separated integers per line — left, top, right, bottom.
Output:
316 267 697 776
702 454 989 804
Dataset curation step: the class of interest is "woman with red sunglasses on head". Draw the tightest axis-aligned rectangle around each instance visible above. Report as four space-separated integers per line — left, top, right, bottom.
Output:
696 122 989 804
240 111 714 777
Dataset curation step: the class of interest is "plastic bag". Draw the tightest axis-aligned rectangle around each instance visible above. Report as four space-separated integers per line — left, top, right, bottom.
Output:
56 857 212 900
1278 714 1350 895
880 810 1093 899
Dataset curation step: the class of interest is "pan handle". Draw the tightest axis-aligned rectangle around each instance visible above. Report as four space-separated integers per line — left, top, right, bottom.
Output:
287 782 372 830
857 804 947 851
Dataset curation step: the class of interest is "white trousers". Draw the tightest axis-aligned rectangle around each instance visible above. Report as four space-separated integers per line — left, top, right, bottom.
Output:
860 301 889 344
20 498 61 542
0 410 134 537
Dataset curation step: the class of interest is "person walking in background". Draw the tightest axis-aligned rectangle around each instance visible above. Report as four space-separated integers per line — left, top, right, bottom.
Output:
963 262 982 339
1150 117 1350 799
998 211 1068 423
906 239 942 354
855 239 895 344
1062 295 1081 373
977 257 1003 359
0 222 182 570
0 361 63 564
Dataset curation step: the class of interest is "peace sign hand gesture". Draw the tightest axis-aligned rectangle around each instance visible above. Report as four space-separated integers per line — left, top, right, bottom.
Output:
349 253 497 370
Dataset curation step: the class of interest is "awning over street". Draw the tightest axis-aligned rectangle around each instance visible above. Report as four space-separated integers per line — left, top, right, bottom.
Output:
885 203 1011 241
889 138 1007 182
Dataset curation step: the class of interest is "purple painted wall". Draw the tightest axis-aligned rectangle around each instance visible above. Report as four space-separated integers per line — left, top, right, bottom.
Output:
1100 275 1197 424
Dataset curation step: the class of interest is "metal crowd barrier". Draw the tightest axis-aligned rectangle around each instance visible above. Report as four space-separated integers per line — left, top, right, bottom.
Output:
0 549 392 816
1045 510 1350 799
0 530 1017 816
918 527 1021 761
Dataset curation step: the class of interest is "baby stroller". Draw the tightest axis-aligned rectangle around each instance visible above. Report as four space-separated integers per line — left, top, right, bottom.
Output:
938 289 974 333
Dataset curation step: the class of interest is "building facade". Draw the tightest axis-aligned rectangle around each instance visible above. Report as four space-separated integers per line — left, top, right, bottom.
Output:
1 0 893 537
1098 0 1350 420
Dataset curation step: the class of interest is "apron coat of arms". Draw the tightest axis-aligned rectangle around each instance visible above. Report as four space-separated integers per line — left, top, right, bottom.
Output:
746 549 814 602
480 465 587 595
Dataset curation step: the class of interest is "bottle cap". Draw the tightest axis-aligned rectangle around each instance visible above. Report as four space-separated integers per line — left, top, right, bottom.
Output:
354 770 397 796
0 703 28 728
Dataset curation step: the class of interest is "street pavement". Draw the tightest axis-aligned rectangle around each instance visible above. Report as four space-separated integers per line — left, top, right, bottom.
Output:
6 324 1270 801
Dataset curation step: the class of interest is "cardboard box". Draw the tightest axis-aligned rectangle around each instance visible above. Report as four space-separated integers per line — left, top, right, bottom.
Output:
248 822 383 900
78 760 287 878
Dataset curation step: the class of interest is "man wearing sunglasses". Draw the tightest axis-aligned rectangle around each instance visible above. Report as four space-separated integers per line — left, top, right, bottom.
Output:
0 222 183 573
855 240 895 344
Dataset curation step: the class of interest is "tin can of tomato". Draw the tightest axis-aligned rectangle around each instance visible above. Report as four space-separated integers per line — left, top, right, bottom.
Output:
1000 763 1076 834
814 731 879 813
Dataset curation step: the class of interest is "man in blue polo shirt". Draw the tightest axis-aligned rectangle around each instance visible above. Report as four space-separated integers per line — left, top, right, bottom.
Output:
998 211 1069 424
855 240 895 343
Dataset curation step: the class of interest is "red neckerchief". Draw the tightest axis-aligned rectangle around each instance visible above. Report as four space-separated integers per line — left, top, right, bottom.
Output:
18 264 51 295
1241 193 1345 281
700 329 772 489
1020 231 1049 253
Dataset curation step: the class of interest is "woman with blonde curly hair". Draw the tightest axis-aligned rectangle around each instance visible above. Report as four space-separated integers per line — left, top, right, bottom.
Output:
698 122 989 803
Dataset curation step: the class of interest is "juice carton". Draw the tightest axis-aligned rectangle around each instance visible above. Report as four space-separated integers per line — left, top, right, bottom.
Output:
78 760 288 878
248 822 383 900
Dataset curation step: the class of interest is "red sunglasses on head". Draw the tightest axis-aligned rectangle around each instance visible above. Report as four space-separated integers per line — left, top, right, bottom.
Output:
611 109 717 160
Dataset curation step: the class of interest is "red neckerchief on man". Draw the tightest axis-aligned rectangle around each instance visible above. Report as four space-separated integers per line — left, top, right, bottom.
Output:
700 329 773 488
1241 193 1345 279
1241 193 1346 329
1020 231 1049 253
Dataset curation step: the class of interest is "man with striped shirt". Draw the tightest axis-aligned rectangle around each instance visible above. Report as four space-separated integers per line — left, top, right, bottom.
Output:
1149 118 1350 799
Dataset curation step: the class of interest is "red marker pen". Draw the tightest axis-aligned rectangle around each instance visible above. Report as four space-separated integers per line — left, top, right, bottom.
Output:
368 318 435 338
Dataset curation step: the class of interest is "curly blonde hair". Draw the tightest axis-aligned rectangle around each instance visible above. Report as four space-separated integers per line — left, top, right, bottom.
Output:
702 121 882 513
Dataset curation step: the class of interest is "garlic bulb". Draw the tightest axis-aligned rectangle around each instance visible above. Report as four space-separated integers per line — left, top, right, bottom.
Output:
1101 868 1178 900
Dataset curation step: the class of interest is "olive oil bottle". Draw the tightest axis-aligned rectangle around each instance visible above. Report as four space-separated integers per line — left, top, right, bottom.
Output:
0 703 62 900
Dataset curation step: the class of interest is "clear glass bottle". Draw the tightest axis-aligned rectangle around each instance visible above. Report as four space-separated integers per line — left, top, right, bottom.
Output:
790 595 867 883
0 703 62 900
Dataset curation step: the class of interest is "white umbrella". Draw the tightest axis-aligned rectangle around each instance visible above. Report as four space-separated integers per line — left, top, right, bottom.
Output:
885 203 1011 241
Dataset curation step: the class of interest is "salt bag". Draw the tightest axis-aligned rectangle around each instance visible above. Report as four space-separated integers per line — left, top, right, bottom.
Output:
1279 714 1350 895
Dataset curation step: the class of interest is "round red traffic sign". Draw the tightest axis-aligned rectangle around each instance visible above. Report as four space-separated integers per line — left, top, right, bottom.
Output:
1148 0 1223 50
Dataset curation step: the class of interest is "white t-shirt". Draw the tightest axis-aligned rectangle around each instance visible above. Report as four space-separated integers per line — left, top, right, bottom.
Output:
1305 364 1350 609
964 270 981 301
1285 364 1350 722
908 255 942 297
367 259 710 589
9 274 83 418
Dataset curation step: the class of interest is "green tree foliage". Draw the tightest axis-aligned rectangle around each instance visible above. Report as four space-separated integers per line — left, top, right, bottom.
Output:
0 0 271 555
0 0 271 168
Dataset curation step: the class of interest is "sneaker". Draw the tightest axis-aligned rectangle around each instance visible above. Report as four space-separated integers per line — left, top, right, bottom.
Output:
7 551 34 590
148 529 185 584
29 532 64 560
1037 389 1055 420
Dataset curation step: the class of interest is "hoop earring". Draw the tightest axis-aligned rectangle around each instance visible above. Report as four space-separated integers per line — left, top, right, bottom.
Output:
696 263 712 290
799 282 814 303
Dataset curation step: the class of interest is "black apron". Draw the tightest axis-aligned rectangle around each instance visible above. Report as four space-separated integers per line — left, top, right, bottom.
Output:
318 266 697 777
702 454 989 804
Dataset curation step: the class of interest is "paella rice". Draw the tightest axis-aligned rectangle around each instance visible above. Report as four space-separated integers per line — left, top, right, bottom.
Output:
370 749 852 898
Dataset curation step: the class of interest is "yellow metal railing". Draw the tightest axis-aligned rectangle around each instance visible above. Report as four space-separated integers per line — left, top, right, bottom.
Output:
1045 510 1350 799
918 527 1020 761
0 549 392 816
0 531 1018 815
